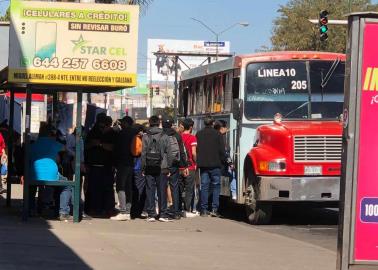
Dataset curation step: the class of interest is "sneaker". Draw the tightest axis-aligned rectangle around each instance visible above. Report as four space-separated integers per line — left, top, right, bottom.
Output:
200 211 208 217
59 214 73 222
185 211 198 218
81 213 92 221
147 217 157 222
140 211 148 219
110 213 130 221
210 211 221 218
158 217 173 222
172 214 181 220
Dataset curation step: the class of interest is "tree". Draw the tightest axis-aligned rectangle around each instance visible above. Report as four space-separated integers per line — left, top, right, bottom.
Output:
270 0 378 53
0 7 9 21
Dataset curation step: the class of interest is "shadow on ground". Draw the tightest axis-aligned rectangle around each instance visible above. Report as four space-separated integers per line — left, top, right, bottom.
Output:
0 194 92 270
219 197 339 226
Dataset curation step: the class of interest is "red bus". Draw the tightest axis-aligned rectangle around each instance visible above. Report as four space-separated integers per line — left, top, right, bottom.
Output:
179 51 345 224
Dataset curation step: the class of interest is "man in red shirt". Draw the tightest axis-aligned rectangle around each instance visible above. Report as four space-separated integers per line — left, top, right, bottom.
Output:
181 118 197 217
0 131 6 194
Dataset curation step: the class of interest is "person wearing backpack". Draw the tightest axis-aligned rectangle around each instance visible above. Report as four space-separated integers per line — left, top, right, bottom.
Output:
141 115 172 222
131 124 147 219
161 115 188 220
111 116 136 221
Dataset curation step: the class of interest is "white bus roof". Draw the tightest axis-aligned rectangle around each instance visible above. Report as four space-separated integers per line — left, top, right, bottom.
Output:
180 51 345 81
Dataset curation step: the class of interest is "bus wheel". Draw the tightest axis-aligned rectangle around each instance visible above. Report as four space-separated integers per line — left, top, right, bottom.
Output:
245 183 272 225
244 161 272 225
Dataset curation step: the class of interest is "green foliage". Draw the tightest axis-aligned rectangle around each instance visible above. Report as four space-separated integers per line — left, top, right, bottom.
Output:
0 7 10 22
270 0 378 53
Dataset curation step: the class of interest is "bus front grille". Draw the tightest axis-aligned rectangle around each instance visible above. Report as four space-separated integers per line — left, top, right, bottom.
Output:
293 136 342 162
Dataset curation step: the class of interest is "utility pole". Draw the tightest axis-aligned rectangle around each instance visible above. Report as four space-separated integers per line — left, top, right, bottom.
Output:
191 18 249 61
149 58 153 117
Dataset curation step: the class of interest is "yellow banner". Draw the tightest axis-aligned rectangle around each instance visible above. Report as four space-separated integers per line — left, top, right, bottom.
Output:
8 69 136 87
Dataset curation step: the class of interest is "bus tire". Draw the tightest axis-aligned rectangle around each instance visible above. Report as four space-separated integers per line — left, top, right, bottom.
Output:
244 157 272 225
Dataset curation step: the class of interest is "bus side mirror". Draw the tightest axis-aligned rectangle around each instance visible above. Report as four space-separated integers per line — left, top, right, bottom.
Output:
232 99 243 121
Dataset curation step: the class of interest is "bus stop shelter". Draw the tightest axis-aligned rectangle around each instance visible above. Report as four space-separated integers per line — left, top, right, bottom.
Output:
0 66 125 222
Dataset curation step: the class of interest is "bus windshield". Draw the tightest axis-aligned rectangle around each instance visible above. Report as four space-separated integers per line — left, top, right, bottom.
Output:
244 60 345 119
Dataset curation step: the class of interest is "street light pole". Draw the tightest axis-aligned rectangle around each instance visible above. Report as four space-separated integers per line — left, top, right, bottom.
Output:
191 18 249 61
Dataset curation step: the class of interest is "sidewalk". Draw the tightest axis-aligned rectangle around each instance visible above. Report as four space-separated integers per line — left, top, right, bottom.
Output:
0 185 337 270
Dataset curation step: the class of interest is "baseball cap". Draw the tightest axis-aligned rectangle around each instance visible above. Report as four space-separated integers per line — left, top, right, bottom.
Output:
162 115 174 124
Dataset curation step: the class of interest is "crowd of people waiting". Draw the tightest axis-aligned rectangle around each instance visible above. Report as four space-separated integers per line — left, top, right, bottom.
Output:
1 113 235 222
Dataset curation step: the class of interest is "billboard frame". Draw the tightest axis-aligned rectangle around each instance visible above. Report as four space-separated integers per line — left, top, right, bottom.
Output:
338 12 378 270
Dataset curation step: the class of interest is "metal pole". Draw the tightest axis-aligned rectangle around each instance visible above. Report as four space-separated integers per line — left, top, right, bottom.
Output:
22 87 32 221
349 0 352 13
6 90 15 207
173 56 179 121
149 58 153 117
215 34 219 61
52 92 58 125
73 91 82 223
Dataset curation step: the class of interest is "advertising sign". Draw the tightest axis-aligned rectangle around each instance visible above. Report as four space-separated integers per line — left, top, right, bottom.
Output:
147 39 230 82
353 22 378 261
126 74 149 95
8 0 139 87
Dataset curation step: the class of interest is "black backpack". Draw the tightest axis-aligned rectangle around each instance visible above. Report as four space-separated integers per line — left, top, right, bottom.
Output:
168 135 180 163
145 133 162 168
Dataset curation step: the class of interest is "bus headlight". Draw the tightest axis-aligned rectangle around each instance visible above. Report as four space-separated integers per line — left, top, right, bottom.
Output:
258 161 286 172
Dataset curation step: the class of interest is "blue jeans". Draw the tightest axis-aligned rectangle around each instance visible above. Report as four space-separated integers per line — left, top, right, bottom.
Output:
59 185 72 215
200 168 221 213
145 174 169 218
229 169 237 199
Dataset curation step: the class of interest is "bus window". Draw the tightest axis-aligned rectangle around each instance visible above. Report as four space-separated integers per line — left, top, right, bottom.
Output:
205 78 213 113
309 61 345 119
244 61 309 119
214 75 223 113
182 85 189 116
224 73 233 112
232 77 240 99
195 80 203 114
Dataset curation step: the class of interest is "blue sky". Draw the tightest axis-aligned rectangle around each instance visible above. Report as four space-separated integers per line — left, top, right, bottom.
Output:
2 0 378 73
136 0 288 72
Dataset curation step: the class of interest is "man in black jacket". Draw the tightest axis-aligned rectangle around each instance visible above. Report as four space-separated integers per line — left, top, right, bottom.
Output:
162 115 188 219
111 116 136 221
196 116 226 217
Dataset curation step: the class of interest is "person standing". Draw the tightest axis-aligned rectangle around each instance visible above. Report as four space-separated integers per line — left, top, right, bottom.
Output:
214 120 236 200
196 116 226 217
141 115 172 222
111 116 136 221
162 115 187 219
131 124 147 218
84 113 115 217
0 131 6 194
181 118 198 217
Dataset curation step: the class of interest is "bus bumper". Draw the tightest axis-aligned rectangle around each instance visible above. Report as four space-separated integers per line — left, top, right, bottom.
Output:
258 176 340 201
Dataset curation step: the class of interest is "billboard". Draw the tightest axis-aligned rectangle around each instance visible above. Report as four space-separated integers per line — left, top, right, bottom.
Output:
8 0 139 87
147 39 230 82
353 22 378 262
338 14 378 270
126 74 149 95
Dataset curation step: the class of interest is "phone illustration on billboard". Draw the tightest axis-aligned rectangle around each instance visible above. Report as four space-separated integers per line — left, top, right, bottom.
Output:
35 22 57 60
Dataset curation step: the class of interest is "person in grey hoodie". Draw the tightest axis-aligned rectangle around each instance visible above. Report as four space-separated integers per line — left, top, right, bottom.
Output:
141 115 172 222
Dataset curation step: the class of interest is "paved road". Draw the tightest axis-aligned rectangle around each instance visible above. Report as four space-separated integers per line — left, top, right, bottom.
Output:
1 187 339 270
